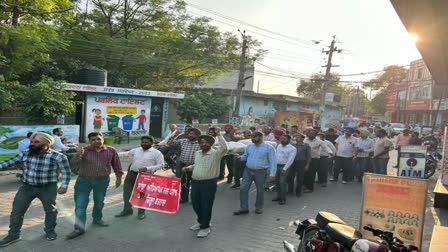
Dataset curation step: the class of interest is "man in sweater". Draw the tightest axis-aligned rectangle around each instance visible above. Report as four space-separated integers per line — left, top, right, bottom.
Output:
183 127 228 238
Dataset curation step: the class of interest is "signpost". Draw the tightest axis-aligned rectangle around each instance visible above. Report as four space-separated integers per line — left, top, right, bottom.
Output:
398 145 427 179
129 173 181 214
360 174 427 248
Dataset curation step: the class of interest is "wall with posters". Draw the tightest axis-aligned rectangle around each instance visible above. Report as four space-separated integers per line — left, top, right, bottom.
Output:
0 125 80 161
85 93 151 140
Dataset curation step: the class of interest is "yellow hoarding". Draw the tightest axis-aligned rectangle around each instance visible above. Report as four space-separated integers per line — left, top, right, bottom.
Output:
106 106 137 114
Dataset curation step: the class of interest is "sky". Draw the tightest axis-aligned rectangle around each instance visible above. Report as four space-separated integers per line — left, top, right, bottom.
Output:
185 0 422 97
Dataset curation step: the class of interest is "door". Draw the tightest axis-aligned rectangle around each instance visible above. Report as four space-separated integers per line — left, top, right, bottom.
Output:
149 98 163 138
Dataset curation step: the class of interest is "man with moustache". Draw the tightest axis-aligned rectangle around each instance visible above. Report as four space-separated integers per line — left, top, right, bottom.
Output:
182 127 228 238
115 135 164 220
67 132 123 239
330 127 357 184
272 135 296 205
304 130 333 191
0 132 70 246
167 128 202 203
233 132 276 215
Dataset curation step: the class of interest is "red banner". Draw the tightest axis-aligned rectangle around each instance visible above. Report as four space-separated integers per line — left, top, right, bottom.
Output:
385 91 397 112
129 173 181 214
405 99 430 110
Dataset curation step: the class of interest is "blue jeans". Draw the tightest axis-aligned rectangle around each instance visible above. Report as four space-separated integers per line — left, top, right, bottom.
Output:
373 158 389 175
138 122 144 129
355 157 370 178
74 176 110 231
240 169 267 210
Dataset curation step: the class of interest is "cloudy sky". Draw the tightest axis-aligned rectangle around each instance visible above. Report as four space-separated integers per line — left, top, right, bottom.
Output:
186 0 421 96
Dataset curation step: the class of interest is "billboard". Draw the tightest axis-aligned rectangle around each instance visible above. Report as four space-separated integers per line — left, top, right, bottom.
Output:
405 99 430 110
85 93 151 138
385 91 397 112
398 145 427 179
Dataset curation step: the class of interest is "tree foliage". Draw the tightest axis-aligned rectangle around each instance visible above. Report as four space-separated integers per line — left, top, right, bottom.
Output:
296 73 342 99
366 88 387 116
0 77 79 122
177 92 230 123
363 65 408 91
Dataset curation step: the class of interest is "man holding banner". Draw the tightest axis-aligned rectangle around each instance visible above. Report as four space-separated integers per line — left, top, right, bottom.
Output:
115 135 164 220
182 127 228 238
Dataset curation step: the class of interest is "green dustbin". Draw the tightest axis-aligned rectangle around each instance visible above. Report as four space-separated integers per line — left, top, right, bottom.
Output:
107 115 120 131
104 136 115 145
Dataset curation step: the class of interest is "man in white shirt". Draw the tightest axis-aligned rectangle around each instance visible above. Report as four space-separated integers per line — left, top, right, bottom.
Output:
318 133 336 187
159 124 177 146
115 135 164 220
330 127 357 184
304 130 333 192
272 135 296 205
158 124 177 168
51 128 69 152
18 132 33 152
353 129 375 182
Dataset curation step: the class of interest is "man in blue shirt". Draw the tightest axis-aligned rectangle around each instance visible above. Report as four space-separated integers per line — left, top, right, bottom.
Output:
233 132 276 215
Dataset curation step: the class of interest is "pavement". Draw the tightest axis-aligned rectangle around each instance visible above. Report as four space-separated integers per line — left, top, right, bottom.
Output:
0 141 439 251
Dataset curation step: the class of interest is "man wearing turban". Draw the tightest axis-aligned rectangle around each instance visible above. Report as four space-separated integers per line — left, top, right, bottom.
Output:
0 132 71 246
182 127 228 238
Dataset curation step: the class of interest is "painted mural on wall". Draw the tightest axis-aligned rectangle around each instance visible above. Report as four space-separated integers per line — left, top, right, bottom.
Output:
0 125 80 161
86 93 151 138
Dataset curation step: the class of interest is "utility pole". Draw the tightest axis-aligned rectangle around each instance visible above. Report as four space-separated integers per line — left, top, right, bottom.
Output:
319 35 341 129
232 30 247 118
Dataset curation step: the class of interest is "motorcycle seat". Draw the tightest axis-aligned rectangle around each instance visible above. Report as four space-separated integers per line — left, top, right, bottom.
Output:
324 223 362 248
315 211 346 227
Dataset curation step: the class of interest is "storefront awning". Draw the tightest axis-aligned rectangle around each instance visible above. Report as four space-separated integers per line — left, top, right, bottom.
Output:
390 0 448 85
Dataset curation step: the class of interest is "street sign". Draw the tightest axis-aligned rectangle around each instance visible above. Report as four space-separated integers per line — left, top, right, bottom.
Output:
398 145 427 179
360 174 427 249
129 173 181 214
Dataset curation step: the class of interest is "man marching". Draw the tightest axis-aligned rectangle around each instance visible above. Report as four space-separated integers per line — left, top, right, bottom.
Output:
116 135 164 220
182 127 228 238
0 132 70 246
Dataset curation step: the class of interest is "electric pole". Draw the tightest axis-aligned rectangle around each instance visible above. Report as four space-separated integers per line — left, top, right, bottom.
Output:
232 30 247 118
320 35 341 128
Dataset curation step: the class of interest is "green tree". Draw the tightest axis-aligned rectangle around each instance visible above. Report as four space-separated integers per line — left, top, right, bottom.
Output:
366 89 387 115
296 73 341 99
23 78 80 122
0 0 73 79
177 92 230 123
363 65 408 91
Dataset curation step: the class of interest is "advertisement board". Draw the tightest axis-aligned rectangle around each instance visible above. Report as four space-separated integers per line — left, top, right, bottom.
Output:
85 93 151 138
0 125 80 161
386 91 397 112
405 99 431 110
398 145 427 179
360 174 427 248
129 173 181 214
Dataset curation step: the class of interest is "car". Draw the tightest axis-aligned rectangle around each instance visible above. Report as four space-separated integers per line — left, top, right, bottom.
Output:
390 123 406 136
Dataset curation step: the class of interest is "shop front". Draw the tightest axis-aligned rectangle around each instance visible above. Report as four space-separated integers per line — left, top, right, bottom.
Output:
64 83 184 141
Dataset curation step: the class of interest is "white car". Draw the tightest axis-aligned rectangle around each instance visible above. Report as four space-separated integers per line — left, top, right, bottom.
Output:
390 123 406 136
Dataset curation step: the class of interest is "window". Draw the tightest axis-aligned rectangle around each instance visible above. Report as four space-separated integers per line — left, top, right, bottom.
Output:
417 68 423 79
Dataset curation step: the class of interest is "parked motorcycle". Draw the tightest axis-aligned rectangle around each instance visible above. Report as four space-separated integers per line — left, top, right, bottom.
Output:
423 137 441 179
283 211 419 252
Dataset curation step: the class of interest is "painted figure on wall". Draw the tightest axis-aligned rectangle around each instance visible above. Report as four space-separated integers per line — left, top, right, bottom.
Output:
135 110 147 131
92 109 103 132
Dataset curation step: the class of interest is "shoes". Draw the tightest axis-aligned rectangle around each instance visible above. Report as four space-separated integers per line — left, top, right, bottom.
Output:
115 211 133 218
320 183 327 187
46 232 57 241
303 189 313 193
342 180 347 184
255 208 263 214
233 209 249 215
197 228 211 238
230 184 240 189
272 198 280 201
137 213 146 220
190 223 201 231
92 220 109 227
279 200 286 205
66 230 85 240
180 199 188 204
329 178 337 182
0 235 20 247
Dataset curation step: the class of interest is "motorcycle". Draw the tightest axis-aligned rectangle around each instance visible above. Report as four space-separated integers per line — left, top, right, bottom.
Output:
154 143 177 175
423 137 441 179
283 211 419 252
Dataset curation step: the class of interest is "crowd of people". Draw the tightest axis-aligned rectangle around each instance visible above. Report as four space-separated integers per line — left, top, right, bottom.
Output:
0 122 405 246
